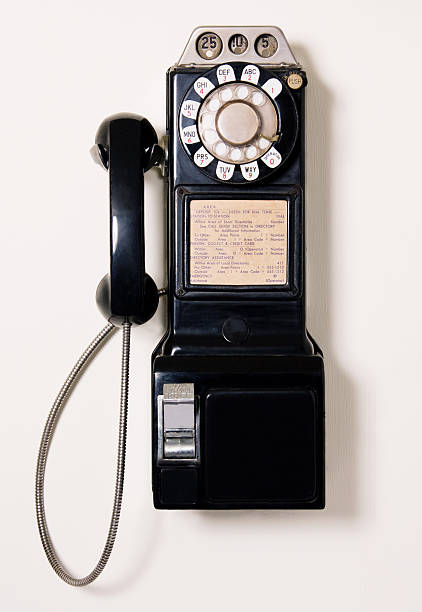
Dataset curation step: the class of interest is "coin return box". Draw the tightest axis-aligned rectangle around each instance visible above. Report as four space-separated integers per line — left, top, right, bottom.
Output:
157 383 199 462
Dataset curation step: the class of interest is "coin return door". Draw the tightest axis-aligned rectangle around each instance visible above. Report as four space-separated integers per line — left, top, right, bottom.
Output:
157 384 199 462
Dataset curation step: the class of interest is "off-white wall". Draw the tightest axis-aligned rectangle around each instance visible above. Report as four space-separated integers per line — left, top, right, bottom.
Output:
1 2 421 610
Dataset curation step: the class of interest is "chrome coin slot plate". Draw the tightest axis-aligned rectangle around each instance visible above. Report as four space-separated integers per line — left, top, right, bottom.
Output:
157 383 199 462
178 26 299 67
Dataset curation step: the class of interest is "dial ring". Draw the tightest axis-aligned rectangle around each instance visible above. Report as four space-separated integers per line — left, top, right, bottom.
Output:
197 82 279 165
178 62 299 184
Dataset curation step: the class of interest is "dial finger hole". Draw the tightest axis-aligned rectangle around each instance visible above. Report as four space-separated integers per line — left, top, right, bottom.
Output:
258 137 270 149
201 113 215 129
204 129 218 144
252 92 265 106
235 85 248 99
215 142 227 156
230 148 241 162
246 145 257 159
220 87 233 102
208 98 220 112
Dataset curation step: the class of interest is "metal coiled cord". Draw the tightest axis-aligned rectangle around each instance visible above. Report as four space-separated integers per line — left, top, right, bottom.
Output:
35 321 131 586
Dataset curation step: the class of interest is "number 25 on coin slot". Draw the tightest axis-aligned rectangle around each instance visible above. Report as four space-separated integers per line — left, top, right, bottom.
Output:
36 26 325 586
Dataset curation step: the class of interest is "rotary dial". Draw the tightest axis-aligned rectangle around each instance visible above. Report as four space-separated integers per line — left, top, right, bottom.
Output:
197 82 278 165
179 63 299 184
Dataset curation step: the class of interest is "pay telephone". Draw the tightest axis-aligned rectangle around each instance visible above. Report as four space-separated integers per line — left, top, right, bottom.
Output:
36 26 325 586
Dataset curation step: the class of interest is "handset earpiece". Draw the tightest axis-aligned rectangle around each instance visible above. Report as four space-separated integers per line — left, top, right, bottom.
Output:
92 113 163 326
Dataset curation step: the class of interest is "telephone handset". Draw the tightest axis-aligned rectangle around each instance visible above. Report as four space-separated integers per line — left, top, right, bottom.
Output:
93 114 162 326
36 26 325 586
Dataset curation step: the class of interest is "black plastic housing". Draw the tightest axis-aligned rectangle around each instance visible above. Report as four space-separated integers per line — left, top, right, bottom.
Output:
94 115 160 326
152 63 325 509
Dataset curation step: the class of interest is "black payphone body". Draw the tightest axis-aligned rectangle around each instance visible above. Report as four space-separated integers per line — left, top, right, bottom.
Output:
152 27 324 509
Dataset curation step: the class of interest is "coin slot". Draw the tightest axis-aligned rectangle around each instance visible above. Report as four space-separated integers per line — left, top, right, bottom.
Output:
196 32 223 60
255 34 278 58
228 33 248 55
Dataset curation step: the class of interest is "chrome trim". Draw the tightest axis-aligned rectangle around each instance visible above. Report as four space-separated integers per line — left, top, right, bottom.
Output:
177 26 299 67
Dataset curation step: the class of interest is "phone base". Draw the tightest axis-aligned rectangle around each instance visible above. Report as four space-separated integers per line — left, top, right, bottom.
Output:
152 354 324 509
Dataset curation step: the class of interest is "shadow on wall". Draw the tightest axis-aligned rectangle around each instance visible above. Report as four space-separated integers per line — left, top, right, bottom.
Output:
199 43 358 526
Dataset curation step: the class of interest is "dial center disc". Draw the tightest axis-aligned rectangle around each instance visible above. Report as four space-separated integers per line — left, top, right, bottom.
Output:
216 102 259 145
196 82 279 165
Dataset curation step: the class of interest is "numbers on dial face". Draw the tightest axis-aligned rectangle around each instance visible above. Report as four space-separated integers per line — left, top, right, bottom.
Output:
181 100 199 120
181 125 200 145
179 62 299 184
216 161 235 181
216 64 236 84
193 77 215 99
241 65 260 84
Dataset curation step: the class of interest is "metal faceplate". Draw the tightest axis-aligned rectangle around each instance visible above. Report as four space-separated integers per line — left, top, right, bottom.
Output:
178 26 299 67
157 383 199 462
